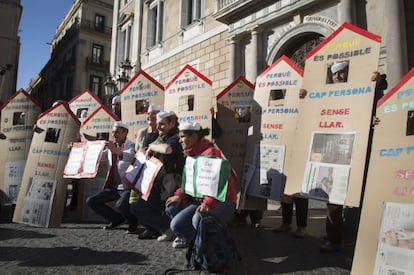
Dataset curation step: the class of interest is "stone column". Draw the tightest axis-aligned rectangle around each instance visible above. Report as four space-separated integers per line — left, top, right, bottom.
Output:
109 0 120 75
249 26 263 83
228 36 239 82
385 0 407 86
132 0 143 71
338 0 354 24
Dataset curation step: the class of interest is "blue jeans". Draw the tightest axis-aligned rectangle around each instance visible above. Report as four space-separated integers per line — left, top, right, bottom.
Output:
130 190 170 234
86 188 131 225
116 190 138 227
165 201 236 241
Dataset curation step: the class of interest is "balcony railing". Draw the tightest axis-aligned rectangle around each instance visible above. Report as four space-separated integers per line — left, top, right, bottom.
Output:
217 0 241 10
79 19 112 36
215 0 272 24
85 57 110 71
215 0 304 25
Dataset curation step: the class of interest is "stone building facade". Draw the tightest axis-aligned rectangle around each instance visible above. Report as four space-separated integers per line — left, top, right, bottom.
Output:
111 0 413 97
28 0 113 110
0 0 22 103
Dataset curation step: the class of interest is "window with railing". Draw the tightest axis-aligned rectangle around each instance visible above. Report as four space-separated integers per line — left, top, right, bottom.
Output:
95 14 105 32
92 44 104 65
181 0 203 28
146 0 164 49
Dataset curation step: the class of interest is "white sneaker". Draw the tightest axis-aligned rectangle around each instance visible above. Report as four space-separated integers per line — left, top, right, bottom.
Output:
172 237 188 248
157 229 175 242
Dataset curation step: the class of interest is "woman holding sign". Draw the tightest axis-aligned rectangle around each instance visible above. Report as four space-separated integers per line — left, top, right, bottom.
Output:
165 121 237 248
130 110 185 241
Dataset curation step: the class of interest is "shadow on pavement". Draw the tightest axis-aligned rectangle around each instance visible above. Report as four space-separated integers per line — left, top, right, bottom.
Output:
1 246 147 267
227 226 353 274
0 226 56 241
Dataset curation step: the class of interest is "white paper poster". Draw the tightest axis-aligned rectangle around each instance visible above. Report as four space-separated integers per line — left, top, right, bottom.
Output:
374 202 414 274
301 131 354 204
3 160 26 205
195 157 222 198
20 177 56 227
184 157 196 196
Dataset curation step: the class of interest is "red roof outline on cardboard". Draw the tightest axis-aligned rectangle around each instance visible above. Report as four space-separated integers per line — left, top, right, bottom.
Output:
258 55 304 79
165 64 212 90
68 89 103 106
377 68 414 108
38 101 81 126
119 69 165 95
1 89 42 110
82 105 120 126
216 76 254 100
306 22 382 59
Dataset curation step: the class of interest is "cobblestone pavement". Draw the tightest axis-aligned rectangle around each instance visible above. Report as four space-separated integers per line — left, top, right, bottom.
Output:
0 209 353 275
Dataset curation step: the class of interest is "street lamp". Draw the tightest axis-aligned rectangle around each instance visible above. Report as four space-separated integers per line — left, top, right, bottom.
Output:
104 74 116 107
117 58 133 91
103 58 133 106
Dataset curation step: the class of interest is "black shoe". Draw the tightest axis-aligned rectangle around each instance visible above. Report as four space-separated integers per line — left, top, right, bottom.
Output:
125 225 139 234
138 229 159 239
320 241 341 253
103 220 124 230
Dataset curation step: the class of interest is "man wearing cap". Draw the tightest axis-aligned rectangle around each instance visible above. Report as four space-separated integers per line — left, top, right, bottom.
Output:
329 61 349 83
135 104 161 152
86 121 137 231
111 95 122 119
130 110 185 241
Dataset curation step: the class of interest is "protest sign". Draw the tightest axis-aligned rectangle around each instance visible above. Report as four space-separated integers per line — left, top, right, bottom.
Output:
216 76 254 188
124 151 163 201
12 101 80 227
0 90 41 206
68 89 103 123
352 68 414 274
120 70 164 141
63 141 106 178
182 155 230 202
80 105 119 142
242 56 303 202
164 64 212 134
284 23 381 206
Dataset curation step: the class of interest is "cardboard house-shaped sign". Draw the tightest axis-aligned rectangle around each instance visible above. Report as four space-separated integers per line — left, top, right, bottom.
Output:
164 65 213 132
242 56 303 201
71 105 118 222
284 23 381 206
12 101 80 227
352 68 414 274
0 89 42 206
80 105 119 142
120 70 164 141
69 89 103 123
216 76 254 190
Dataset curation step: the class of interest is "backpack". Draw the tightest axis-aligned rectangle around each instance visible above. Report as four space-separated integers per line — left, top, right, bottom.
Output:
186 215 241 273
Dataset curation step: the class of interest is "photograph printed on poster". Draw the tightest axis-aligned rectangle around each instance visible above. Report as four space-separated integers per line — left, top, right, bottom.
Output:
302 132 355 204
374 202 414 275
308 132 355 165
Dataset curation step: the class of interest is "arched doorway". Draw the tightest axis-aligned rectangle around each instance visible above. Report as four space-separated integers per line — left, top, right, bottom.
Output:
283 35 324 70
267 23 333 69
